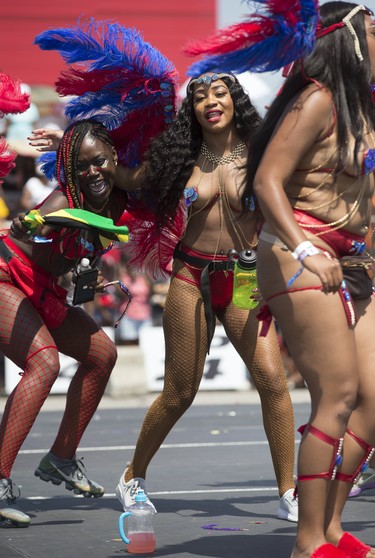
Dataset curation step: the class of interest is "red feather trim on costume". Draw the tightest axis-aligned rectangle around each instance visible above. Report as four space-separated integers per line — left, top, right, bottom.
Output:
110 109 170 164
184 21 271 57
0 73 30 115
0 138 16 178
118 201 187 278
56 68 127 95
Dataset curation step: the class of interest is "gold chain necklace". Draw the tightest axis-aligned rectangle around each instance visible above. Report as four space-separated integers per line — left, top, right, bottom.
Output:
296 114 374 235
84 196 109 214
201 140 246 165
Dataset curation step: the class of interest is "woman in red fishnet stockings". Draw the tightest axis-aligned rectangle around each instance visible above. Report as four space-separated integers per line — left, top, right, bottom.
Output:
0 119 129 526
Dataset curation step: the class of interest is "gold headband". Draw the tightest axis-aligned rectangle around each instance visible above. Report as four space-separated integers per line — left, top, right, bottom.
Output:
343 5 367 61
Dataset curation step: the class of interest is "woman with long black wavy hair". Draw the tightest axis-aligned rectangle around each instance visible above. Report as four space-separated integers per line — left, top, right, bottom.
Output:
115 73 298 522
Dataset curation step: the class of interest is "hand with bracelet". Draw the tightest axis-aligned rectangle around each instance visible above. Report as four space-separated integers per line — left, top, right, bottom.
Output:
291 240 343 294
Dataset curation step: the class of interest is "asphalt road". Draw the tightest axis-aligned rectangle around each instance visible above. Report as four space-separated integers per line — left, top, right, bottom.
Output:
0 392 374 558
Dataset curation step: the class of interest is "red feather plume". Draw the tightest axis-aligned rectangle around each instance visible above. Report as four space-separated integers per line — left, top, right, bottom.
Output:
0 73 30 115
0 138 16 178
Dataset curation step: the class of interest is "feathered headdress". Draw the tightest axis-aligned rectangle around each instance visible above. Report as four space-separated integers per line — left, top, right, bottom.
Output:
0 73 30 178
184 0 319 75
35 19 182 278
35 18 178 169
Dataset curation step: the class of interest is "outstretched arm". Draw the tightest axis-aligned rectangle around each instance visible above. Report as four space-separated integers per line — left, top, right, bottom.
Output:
115 162 148 191
28 128 64 152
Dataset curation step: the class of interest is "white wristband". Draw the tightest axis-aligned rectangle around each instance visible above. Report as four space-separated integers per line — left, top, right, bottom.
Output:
292 241 320 262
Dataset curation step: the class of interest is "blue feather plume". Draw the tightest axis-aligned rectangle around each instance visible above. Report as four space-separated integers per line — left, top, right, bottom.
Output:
186 0 319 76
37 152 58 181
34 19 178 167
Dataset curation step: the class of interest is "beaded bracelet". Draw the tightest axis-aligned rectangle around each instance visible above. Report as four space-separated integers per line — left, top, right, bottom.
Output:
292 241 320 262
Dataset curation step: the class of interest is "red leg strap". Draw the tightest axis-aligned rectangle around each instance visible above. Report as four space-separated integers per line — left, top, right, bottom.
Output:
335 428 375 484
297 424 344 482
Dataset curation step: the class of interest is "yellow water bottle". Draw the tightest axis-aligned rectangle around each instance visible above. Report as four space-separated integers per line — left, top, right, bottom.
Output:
229 249 259 310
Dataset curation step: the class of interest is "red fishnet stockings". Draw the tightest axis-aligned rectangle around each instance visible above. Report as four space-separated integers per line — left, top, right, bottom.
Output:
0 347 60 478
0 280 61 478
127 274 295 496
49 307 117 459
0 278 117 477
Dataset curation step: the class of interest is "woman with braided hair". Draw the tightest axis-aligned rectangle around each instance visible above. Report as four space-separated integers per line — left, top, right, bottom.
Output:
0 118 134 526
112 73 298 521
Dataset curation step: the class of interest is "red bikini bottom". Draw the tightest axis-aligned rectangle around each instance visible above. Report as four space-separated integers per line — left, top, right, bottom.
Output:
0 235 68 329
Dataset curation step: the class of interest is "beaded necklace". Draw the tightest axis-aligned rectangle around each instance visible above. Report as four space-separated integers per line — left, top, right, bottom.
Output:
200 140 246 165
184 140 255 257
294 116 374 236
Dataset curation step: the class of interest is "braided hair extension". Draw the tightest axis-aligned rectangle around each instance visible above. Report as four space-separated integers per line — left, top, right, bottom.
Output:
56 119 115 208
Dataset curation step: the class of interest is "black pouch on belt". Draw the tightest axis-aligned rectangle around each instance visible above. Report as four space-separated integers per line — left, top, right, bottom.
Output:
340 256 374 300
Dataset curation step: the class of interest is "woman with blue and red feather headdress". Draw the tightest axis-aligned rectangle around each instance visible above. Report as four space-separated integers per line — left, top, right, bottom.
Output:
0 20 177 527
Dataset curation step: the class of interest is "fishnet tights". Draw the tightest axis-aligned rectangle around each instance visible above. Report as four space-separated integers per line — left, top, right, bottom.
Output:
49 315 117 459
49 307 117 459
0 279 117 477
0 348 60 478
127 274 295 496
0 281 61 478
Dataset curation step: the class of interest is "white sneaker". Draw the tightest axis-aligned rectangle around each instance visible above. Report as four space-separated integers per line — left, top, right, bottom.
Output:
277 488 298 522
116 472 156 512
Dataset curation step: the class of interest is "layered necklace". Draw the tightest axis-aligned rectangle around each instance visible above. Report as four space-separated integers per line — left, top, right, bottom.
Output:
200 140 246 165
184 139 254 257
297 114 374 236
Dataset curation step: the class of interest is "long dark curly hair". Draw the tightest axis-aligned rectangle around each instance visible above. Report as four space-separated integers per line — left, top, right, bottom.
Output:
245 1 375 208
144 75 261 228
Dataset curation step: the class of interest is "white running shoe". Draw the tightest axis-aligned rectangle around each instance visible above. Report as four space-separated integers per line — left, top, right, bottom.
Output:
116 472 156 512
277 488 298 522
